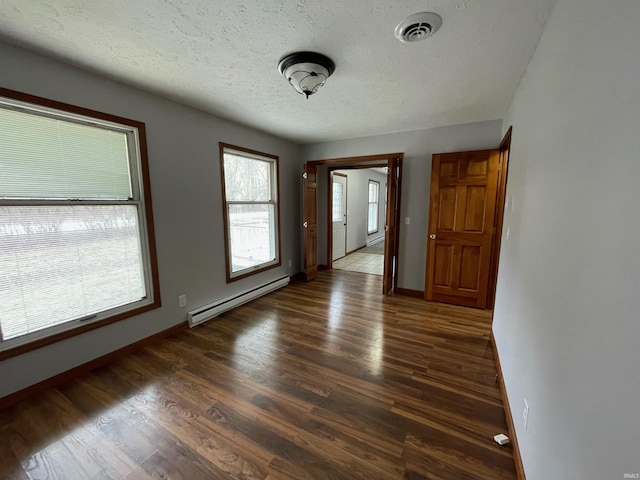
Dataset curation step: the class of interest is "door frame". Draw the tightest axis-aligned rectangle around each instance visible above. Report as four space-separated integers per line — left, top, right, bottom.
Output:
305 152 404 294
486 126 512 309
327 165 386 267
423 127 512 309
329 171 348 262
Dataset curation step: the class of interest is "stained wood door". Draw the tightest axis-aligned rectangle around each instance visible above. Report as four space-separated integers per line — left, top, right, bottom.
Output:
303 162 318 282
383 156 402 294
331 173 347 261
425 150 499 308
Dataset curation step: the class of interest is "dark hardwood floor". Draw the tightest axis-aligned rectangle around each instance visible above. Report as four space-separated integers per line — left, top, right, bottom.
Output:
0 270 516 479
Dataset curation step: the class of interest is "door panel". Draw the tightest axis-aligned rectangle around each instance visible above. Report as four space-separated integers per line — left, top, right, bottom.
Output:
331 173 347 261
438 187 457 230
383 157 402 294
464 186 487 231
303 163 318 282
459 245 481 290
425 149 499 308
433 245 454 287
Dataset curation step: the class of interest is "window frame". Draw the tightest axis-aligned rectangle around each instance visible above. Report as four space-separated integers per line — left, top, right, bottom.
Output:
367 180 380 235
219 143 281 282
0 87 160 361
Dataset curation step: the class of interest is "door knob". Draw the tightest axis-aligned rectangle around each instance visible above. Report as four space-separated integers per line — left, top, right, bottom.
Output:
429 234 436 239
303 221 308 228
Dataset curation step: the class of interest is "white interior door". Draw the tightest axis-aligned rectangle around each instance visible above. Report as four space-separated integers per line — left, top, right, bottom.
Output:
332 173 347 261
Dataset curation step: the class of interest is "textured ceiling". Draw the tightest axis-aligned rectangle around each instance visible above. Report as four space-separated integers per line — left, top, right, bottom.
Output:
0 0 556 144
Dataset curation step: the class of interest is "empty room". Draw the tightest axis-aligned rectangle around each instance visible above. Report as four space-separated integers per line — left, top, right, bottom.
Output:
0 1 638 479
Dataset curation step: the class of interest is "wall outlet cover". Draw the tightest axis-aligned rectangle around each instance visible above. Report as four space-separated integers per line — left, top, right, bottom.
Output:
178 294 187 307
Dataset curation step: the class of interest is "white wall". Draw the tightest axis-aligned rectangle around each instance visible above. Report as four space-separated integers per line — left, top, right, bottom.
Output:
493 1 640 478
333 169 386 254
0 42 301 399
302 121 503 291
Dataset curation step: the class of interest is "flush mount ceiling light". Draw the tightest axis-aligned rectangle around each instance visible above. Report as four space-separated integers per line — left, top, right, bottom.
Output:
278 51 335 99
395 12 442 43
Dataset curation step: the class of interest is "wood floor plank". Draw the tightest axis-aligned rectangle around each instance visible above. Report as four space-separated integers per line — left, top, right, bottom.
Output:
0 270 516 479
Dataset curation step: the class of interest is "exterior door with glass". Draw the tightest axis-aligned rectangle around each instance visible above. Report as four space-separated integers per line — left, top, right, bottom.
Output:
331 173 347 261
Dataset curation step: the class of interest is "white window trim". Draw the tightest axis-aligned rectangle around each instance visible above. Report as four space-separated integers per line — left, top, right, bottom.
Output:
0 90 160 356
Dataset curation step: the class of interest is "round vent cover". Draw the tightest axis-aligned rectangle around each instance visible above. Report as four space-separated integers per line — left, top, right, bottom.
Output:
395 12 442 43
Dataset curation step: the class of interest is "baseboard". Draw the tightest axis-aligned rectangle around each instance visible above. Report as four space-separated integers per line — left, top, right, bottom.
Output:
291 272 306 282
346 245 366 255
366 236 384 247
394 288 424 298
491 331 526 480
0 322 187 411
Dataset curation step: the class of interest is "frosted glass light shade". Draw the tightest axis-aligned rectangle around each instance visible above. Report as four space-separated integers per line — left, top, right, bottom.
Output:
278 52 335 99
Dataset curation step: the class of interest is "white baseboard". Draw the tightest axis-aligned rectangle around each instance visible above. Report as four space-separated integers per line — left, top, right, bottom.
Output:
366 236 385 247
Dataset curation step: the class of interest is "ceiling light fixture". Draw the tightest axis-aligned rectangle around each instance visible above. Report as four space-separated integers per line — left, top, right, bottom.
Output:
278 51 335 99
395 12 442 43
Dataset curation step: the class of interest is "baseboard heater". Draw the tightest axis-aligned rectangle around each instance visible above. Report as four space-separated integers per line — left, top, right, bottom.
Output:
367 236 384 247
187 275 290 327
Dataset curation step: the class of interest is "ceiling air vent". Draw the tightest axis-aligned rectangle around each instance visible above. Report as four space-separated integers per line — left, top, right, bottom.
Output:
395 12 442 43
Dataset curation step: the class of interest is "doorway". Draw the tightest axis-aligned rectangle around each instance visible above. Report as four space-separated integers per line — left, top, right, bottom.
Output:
330 168 386 276
302 153 403 294
424 128 511 309
331 172 347 261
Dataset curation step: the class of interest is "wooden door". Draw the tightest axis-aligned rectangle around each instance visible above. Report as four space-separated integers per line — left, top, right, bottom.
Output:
383 156 403 294
331 173 347 261
425 150 499 308
303 162 318 282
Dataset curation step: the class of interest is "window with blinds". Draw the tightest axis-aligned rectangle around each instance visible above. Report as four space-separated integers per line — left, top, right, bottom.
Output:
0 91 159 353
219 143 280 281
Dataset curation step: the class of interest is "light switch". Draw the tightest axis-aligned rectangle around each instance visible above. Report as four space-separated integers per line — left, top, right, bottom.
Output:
405 217 410 225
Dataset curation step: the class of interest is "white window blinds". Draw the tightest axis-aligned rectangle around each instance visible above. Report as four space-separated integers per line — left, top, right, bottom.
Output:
0 96 153 350
0 107 132 199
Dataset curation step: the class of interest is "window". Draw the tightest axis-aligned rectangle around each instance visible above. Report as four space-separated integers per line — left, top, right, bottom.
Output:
0 89 159 356
332 181 343 222
368 180 380 234
220 143 280 281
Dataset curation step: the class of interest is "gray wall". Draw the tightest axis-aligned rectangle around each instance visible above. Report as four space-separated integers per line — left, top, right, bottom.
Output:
334 169 386 254
0 42 301 398
302 121 503 291
493 0 640 478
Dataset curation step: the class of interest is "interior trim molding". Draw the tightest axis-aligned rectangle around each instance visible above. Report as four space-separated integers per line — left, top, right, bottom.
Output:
0 322 187 411
491 331 527 480
394 288 424 298
0 87 162 362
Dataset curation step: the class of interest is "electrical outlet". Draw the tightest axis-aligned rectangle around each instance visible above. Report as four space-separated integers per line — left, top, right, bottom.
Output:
288 259 292 268
178 294 187 308
523 398 529 430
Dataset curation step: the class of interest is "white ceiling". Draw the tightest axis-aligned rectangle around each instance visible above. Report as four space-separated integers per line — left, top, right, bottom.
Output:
0 0 556 144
